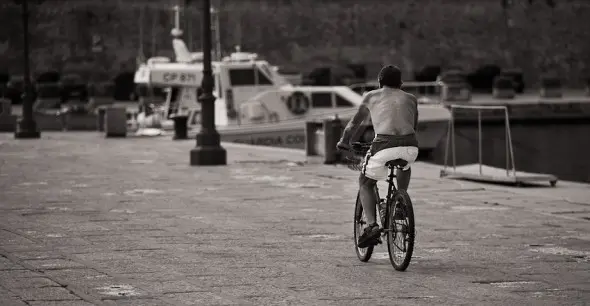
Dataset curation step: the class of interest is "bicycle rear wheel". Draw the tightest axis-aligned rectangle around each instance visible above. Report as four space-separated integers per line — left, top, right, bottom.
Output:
386 190 415 271
354 191 374 262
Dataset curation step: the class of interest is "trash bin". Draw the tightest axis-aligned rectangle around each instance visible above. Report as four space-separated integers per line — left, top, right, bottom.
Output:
172 115 188 140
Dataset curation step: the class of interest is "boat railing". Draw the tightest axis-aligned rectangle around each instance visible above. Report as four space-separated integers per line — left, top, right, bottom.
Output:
443 104 517 177
349 80 445 104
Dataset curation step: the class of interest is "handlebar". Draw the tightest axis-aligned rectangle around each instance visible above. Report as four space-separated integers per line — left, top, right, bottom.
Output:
339 142 371 155
342 142 372 171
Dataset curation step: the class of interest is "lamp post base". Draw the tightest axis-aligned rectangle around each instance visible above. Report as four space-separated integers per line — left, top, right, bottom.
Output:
190 131 226 166
190 146 227 166
14 117 40 139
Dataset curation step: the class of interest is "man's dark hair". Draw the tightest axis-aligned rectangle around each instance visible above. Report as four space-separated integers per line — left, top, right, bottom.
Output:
378 65 402 88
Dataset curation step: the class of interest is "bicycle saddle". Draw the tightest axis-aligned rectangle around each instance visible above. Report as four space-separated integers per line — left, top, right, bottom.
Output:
385 159 408 168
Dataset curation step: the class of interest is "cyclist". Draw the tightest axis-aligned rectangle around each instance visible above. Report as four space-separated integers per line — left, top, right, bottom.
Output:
337 65 419 248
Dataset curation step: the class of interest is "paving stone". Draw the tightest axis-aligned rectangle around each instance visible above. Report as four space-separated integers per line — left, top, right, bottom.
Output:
0 296 28 306
0 277 61 289
22 259 86 271
28 301 94 306
0 256 25 271
163 292 242 306
0 269 44 279
10 286 81 301
9 251 65 261
102 298 171 306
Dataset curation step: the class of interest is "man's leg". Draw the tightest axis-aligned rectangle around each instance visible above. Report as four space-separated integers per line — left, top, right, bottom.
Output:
395 167 411 191
358 173 378 225
357 173 382 248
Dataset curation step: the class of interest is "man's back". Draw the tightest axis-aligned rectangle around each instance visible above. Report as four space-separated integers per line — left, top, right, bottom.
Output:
364 87 418 137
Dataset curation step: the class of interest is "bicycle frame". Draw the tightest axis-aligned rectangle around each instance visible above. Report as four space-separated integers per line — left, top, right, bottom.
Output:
385 166 398 202
372 166 399 229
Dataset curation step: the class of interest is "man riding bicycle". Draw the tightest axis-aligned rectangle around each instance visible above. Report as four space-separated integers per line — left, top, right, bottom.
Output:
337 65 419 248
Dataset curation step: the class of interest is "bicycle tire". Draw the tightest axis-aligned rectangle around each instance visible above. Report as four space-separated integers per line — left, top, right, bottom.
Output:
386 189 415 271
354 191 374 262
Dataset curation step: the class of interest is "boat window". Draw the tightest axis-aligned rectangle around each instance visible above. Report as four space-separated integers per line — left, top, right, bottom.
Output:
256 68 273 85
228 68 273 86
229 68 256 86
311 92 333 108
335 94 354 107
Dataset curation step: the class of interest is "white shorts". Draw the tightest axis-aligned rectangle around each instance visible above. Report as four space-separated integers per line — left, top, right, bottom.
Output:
361 146 419 181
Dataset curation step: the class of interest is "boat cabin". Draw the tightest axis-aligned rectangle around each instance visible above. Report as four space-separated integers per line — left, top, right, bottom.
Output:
134 47 363 128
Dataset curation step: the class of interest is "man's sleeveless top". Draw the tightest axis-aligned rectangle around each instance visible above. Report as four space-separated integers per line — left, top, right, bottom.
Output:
364 87 419 147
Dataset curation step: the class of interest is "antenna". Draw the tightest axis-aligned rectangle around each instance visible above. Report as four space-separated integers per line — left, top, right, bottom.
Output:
173 5 180 30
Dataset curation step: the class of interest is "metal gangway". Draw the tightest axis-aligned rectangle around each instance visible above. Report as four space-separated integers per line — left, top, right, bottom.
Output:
440 104 558 187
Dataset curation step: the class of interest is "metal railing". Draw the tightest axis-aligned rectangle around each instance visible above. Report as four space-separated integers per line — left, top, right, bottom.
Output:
443 104 517 177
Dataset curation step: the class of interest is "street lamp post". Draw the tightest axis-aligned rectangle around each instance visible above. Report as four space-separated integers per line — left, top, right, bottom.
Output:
15 0 40 139
189 0 226 165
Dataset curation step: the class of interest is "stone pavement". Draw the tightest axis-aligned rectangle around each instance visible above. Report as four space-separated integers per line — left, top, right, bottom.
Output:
0 133 588 306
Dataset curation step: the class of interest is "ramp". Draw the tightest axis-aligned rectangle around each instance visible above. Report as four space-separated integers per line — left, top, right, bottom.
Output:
440 164 558 186
440 104 558 187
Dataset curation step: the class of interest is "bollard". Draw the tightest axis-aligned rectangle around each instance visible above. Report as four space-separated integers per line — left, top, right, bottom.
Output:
323 116 344 164
539 74 562 98
0 98 17 132
492 76 516 99
440 70 471 102
97 106 107 131
500 69 525 93
305 121 319 156
442 82 471 102
172 115 189 140
104 106 127 138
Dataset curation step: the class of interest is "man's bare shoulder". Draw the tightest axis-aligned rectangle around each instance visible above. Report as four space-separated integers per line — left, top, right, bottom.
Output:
361 88 382 104
402 90 418 103
363 88 382 97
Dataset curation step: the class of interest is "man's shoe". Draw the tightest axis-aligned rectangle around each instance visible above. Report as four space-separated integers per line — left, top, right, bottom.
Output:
357 223 381 248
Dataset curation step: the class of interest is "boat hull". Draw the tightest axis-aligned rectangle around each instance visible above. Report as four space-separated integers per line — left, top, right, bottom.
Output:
190 119 449 152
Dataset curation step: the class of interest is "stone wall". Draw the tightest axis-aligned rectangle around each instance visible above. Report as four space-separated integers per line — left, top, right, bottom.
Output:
1 0 589 87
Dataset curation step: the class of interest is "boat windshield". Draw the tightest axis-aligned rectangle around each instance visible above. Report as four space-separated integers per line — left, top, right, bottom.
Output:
260 63 291 87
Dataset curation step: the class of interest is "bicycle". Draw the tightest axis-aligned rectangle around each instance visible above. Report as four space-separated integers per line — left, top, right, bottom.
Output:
343 142 416 271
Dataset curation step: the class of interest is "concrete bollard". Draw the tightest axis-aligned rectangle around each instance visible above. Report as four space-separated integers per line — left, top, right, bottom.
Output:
539 74 563 98
104 106 127 137
0 98 17 132
442 82 471 102
97 106 107 132
172 115 189 140
323 116 344 164
500 69 525 93
492 76 516 99
305 121 321 156
440 70 471 102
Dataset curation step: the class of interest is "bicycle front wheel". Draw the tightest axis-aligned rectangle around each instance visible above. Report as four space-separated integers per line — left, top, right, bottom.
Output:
354 191 374 262
386 190 415 271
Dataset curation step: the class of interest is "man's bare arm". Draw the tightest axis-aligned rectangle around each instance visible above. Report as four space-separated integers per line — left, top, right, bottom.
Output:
340 104 370 144
414 101 419 132
339 92 372 144
410 94 419 132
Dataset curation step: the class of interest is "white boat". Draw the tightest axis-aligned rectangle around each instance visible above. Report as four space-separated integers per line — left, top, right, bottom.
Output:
133 31 451 151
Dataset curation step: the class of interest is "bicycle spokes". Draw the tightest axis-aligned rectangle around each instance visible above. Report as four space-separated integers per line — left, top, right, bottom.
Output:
387 191 415 271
